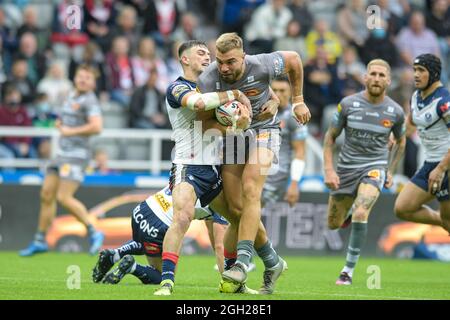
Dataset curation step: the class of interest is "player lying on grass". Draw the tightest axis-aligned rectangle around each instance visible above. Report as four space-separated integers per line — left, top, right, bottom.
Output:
92 185 258 294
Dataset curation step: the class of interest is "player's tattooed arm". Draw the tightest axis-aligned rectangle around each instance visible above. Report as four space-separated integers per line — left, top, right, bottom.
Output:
387 134 406 184
323 126 342 190
279 51 311 124
257 86 280 121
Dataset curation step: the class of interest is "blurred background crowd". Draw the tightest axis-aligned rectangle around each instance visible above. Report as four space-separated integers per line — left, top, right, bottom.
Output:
0 0 449 178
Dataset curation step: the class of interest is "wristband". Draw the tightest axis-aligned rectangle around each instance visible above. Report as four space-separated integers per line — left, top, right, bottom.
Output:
290 159 305 182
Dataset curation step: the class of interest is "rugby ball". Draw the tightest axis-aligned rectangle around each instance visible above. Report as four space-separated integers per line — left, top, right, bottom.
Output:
215 101 240 126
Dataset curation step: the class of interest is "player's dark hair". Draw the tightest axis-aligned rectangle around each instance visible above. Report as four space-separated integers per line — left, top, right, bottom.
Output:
413 53 441 89
273 75 290 83
178 40 207 59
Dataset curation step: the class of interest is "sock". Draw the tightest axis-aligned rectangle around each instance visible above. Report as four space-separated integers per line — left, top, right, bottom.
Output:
34 231 46 243
224 249 237 270
255 240 279 269
87 224 96 237
236 240 254 268
117 241 144 258
344 221 368 277
131 263 162 284
161 252 178 283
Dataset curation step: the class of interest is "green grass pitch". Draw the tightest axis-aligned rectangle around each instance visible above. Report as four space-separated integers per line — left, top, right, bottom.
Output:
0 252 449 300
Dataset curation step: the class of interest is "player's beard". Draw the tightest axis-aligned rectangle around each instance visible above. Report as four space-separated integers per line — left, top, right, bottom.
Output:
368 84 385 97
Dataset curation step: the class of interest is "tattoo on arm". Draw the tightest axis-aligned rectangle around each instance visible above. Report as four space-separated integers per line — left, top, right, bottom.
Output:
389 136 406 172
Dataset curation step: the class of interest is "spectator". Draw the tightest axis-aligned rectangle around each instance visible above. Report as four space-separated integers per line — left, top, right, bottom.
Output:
288 0 314 36
4 59 35 105
337 46 365 97
303 47 342 133
220 0 265 34
68 41 107 95
0 7 18 65
426 0 450 83
142 0 180 46
0 86 36 158
17 5 50 52
376 0 404 37
361 20 399 68
396 11 441 67
13 32 47 85
337 0 369 57
305 19 342 64
132 37 169 93
171 12 202 43
0 37 7 93
107 5 139 54
165 40 183 83
85 148 119 175
129 67 167 129
37 61 73 111
105 36 135 107
274 20 307 61
244 0 293 53
84 0 116 53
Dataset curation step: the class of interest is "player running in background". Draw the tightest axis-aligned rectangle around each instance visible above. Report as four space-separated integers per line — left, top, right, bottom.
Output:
394 54 450 233
262 76 308 207
323 59 406 285
92 185 257 293
154 40 251 296
197 32 310 292
20 65 104 257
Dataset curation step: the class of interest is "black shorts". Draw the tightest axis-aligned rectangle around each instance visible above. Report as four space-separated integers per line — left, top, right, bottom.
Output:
411 161 449 202
131 201 169 257
169 164 222 207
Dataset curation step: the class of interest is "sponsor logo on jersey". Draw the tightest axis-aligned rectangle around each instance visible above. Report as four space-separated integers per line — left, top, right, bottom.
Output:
60 163 72 177
243 89 261 97
366 112 380 117
353 102 361 108
256 132 270 141
143 242 161 254
247 76 255 83
425 112 433 122
273 57 284 76
368 170 381 180
348 115 363 120
172 84 189 101
387 106 394 113
154 193 171 212
381 119 393 128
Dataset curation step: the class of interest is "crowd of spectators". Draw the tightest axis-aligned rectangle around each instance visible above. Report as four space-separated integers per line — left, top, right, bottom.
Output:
0 0 449 177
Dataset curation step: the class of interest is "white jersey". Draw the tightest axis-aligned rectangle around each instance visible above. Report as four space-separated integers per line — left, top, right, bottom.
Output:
145 185 213 227
410 87 450 162
166 76 221 165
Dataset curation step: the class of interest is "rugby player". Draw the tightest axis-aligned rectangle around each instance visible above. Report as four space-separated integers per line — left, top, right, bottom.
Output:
19 65 105 257
197 32 309 292
262 76 308 207
394 54 450 233
154 40 252 296
323 59 406 285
